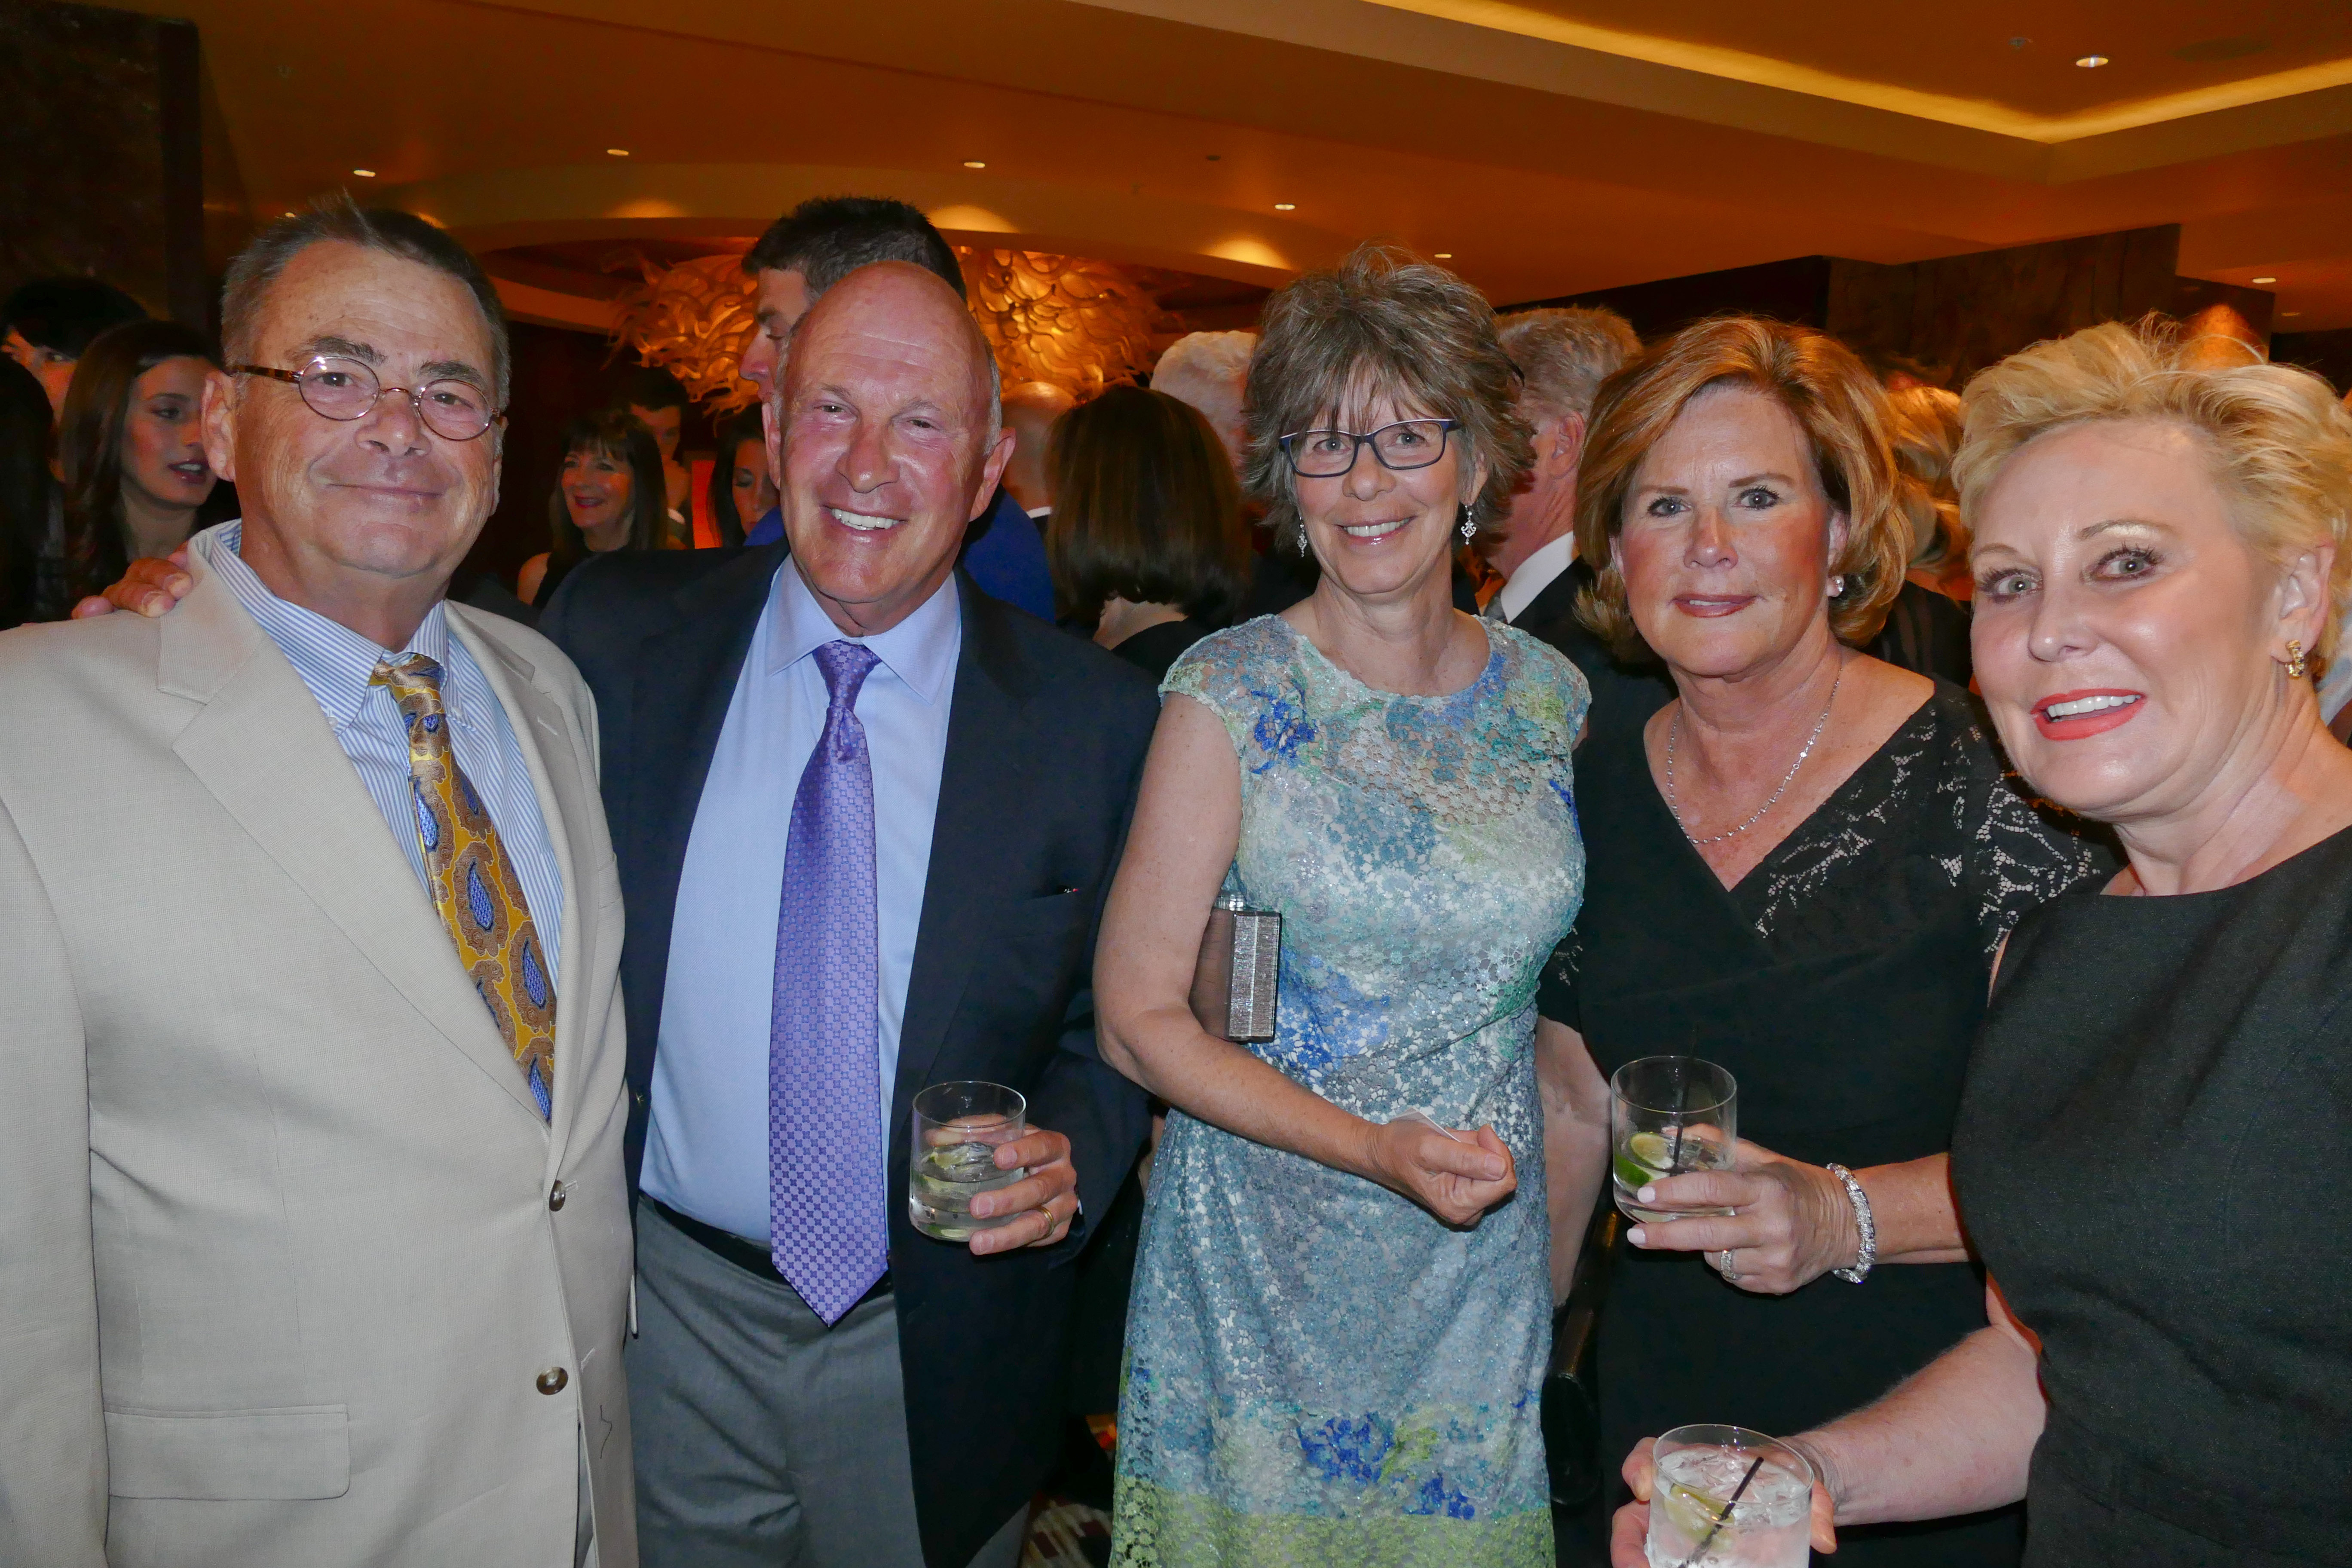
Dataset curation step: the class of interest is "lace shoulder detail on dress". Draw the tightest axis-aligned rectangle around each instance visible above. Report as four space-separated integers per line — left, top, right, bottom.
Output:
1934 694 2115 951
1158 616 1297 752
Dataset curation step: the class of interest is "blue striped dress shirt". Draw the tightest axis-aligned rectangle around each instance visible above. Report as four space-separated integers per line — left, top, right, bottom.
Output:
193 521 566 987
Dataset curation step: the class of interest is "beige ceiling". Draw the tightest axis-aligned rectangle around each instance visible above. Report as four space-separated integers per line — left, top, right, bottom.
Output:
139 0 2352 330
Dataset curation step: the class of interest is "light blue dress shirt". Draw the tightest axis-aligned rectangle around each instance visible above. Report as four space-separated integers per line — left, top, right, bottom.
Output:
643 562 961 1243
193 521 565 986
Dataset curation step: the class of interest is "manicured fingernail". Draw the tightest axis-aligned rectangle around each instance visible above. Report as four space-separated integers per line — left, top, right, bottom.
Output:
1628 1226 1647 1247
1638 1184 1657 1204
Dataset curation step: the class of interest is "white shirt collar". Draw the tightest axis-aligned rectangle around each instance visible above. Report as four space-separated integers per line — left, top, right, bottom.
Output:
194 520 454 731
1497 533 1578 625
768 559 961 705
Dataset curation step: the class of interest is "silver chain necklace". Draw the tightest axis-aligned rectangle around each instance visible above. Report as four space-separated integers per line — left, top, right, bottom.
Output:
1665 666 1844 846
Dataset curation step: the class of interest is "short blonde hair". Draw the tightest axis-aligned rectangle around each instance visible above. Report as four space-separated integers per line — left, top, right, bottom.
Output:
1572 316 1908 661
1954 320 2352 660
1244 244 1530 549
1887 385 1966 569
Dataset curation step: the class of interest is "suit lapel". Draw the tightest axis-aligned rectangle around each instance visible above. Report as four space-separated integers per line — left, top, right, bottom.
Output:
162 563 546 1123
623 546 783 1016
896 579 1033 1097
450 607 591 1167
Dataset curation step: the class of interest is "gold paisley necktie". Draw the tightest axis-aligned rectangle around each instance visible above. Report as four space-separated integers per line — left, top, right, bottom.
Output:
371 655 557 1118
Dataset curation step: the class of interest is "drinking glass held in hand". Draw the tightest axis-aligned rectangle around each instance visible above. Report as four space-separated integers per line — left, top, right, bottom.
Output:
1610 1056 1738 1225
908 1081 1030 1242
1642 1425 1814 1568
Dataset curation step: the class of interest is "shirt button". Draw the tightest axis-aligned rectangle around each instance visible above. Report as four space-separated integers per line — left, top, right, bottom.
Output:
536 1367 568 1395
548 1182 567 1212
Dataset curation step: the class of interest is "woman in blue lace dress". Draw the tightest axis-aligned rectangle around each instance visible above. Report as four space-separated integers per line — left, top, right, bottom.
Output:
1094 245 1587 1568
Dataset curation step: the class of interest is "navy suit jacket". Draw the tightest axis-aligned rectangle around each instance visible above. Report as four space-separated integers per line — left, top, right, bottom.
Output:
541 545 1157 1567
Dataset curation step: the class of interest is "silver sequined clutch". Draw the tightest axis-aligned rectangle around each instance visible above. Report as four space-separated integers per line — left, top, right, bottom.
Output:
1189 891 1281 1044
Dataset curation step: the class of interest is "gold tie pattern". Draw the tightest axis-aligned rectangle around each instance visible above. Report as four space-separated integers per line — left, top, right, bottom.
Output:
371 655 557 1117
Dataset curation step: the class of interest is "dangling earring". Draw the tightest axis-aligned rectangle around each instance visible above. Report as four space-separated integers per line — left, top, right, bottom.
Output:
1459 503 1478 543
1827 575 1846 597
2287 640 2308 680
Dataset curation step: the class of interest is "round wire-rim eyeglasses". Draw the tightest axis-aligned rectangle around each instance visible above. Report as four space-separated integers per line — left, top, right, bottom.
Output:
1277 418 1461 478
230 355 505 442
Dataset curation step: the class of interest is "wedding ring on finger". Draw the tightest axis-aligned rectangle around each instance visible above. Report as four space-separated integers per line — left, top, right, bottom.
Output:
1719 1250 1740 1282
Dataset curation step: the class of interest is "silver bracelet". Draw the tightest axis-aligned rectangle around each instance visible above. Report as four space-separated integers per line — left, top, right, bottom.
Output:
1825 1163 1876 1283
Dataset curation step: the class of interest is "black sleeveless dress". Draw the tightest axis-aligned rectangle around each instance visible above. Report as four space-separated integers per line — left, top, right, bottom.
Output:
1539 683 2110 1565
1953 825 2352 1565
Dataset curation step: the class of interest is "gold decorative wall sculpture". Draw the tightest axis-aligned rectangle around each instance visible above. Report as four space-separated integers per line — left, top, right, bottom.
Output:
958 248 1175 400
609 251 760 413
606 245 1173 409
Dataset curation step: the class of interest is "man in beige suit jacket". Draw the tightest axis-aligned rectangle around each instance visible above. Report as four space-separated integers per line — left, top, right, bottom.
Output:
0 202 635 1566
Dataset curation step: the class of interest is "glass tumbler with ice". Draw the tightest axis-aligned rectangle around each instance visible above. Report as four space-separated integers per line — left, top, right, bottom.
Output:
1645 1424 1813 1568
909 1081 1029 1242
1610 1056 1738 1225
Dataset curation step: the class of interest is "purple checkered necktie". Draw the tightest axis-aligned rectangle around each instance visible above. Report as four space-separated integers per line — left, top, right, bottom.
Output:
769 640 888 1324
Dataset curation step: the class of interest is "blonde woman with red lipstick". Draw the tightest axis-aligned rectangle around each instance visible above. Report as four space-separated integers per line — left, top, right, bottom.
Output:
1610 322 2352 1568
1539 317 2108 1568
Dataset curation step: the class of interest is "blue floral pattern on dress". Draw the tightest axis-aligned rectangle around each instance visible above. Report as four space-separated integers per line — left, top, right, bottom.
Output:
1114 615 1588 1568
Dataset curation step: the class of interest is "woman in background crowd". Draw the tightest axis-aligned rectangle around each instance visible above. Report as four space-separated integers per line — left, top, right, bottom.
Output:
1044 384 1250 681
706 407 774 548
1101 245 1581 1565
1541 316 2107 1566
1613 320 2352 1568
519 409 668 606
0 355 53 629
55 319 222 608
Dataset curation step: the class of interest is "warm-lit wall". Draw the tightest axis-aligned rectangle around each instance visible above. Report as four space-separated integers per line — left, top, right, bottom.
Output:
1 0 208 328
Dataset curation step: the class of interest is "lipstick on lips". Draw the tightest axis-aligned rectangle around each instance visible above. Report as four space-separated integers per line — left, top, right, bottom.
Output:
1672 594 1755 619
2032 689 2144 740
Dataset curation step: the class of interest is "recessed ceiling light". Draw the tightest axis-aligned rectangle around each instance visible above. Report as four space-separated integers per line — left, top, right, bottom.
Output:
962 159 987 169
282 209 298 217
2282 311 2303 318
351 168 376 178
1434 252 1454 259
2251 276 2278 285
1274 202 1296 211
2075 54 2109 68
606 148 630 158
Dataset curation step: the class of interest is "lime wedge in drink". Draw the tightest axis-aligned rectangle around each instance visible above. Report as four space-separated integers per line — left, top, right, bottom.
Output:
1661 1481 1738 1549
1615 1130 1681 1191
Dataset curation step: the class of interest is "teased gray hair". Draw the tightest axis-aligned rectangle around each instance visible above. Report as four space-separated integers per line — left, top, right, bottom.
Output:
1243 244 1531 546
1499 306 1639 424
221 192 511 403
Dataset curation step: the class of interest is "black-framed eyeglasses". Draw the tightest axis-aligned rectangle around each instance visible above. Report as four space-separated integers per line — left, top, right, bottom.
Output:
231 355 504 442
1277 419 1460 478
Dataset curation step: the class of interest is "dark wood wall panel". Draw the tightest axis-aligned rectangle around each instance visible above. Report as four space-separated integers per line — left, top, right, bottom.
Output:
0 0 208 328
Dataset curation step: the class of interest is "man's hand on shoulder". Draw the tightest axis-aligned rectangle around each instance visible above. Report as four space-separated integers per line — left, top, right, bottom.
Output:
70 547 192 619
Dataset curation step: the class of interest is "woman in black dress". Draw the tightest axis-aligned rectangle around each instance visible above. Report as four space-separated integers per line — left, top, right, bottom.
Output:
1043 384 1250 680
1610 323 2352 1565
1538 318 2107 1565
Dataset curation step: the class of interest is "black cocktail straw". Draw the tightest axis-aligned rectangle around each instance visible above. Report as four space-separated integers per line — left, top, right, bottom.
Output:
1667 1063 1688 1174
1679 1453 1766 1567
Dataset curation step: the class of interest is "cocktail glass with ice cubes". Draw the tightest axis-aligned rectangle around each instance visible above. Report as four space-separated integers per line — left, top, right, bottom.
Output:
908 1081 1028 1242
1646 1424 1813 1568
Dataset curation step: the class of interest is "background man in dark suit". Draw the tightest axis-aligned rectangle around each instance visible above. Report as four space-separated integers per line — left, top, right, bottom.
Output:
540 262 1156 1568
1488 305 1673 732
732 196 1057 622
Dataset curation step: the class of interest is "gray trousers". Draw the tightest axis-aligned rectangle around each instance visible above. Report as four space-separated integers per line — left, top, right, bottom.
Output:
629 1201 1024 1568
